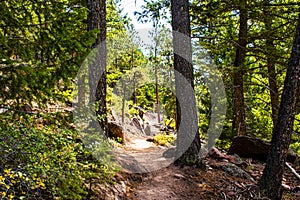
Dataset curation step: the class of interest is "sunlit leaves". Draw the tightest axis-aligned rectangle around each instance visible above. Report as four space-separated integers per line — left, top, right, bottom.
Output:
0 112 117 199
0 0 92 108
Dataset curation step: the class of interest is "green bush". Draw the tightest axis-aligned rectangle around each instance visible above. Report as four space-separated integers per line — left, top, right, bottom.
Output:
290 142 300 155
153 132 176 146
0 112 117 199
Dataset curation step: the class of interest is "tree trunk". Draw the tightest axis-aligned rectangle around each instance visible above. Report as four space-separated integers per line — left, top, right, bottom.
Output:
232 0 247 136
121 79 126 124
171 0 201 166
154 38 161 123
259 13 300 200
155 64 161 123
266 41 279 126
264 1 279 126
87 0 108 135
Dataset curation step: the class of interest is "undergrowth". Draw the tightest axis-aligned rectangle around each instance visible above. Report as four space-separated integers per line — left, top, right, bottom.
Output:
0 111 118 199
153 132 175 146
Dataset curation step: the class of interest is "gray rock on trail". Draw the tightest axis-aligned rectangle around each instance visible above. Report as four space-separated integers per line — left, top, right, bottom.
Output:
132 116 145 134
125 110 168 136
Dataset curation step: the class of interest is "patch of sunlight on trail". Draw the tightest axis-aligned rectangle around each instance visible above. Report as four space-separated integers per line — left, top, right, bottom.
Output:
130 139 152 149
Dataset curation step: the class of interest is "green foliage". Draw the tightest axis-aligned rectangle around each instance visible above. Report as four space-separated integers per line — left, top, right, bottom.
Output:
159 87 176 119
290 142 300 155
0 0 93 108
245 74 274 139
0 113 117 199
0 0 131 110
153 132 175 146
134 83 157 109
194 79 210 139
164 117 176 130
294 113 300 137
290 116 300 155
215 139 231 151
128 104 140 117
106 26 147 90
190 0 299 141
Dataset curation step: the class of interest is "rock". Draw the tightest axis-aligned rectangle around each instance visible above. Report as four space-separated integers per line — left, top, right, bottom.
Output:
133 106 145 119
144 123 151 136
143 111 164 135
143 110 159 124
228 136 299 163
108 121 125 144
132 116 145 134
228 136 270 160
0 107 8 114
221 163 254 182
208 147 230 160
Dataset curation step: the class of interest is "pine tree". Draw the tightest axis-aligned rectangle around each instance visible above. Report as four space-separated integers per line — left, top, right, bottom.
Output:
171 0 201 165
259 13 300 200
232 0 247 136
87 0 108 134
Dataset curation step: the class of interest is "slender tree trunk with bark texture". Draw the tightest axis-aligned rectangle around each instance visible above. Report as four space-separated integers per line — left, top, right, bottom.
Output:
264 1 279 126
259 13 300 200
232 0 247 136
171 0 201 166
87 0 108 135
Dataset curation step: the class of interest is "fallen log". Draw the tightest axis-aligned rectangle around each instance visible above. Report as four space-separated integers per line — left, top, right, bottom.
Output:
228 136 299 163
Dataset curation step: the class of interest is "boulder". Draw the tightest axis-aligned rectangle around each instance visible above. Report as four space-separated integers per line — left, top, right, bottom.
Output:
108 121 125 144
132 116 145 134
228 136 298 163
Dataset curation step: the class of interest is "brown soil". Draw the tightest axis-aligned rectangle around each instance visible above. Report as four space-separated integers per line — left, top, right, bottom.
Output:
97 135 300 200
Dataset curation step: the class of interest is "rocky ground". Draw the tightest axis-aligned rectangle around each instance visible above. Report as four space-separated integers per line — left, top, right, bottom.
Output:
95 111 300 199
97 138 300 199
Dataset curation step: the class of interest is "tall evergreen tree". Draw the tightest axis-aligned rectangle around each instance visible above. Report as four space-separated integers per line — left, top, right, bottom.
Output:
190 0 298 139
259 13 300 200
87 0 108 134
171 0 201 165
232 0 247 136
263 0 279 126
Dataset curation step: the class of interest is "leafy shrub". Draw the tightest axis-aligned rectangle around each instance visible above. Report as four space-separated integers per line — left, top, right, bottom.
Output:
215 139 231 150
153 132 175 146
290 142 300 155
164 118 176 130
0 112 117 199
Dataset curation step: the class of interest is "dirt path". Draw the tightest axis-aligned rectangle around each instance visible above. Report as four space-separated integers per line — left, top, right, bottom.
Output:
113 135 203 200
113 135 175 173
102 116 300 200
128 165 205 200
109 135 300 200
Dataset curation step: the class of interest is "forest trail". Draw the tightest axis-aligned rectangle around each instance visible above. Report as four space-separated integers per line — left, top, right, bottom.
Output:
112 134 202 200
106 134 300 200
103 112 300 199
113 133 175 174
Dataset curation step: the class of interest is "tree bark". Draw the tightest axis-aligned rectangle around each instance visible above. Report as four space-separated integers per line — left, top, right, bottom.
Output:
259 13 300 200
171 0 201 166
232 0 247 136
266 40 279 125
264 0 279 126
87 0 108 135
